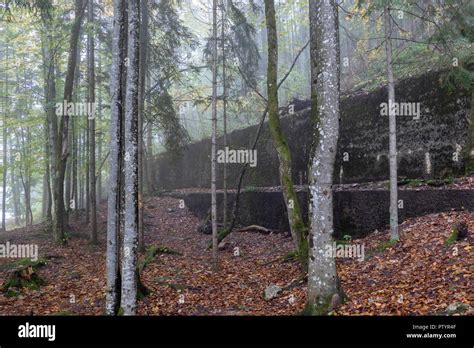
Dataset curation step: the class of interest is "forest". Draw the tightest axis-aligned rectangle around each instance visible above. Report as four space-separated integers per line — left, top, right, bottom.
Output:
0 0 472 321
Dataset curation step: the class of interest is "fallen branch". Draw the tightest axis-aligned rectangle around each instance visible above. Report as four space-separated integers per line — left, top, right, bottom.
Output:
236 225 272 234
260 250 298 266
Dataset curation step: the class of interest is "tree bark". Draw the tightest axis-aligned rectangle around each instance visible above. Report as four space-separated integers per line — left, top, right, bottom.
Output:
221 0 228 230
40 27 55 224
53 0 86 244
307 0 343 315
137 0 149 252
2 44 8 231
211 0 219 272
88 0 98 244
120 0 140 316
106 0 127 316
384 4 399 242
264 0 308 271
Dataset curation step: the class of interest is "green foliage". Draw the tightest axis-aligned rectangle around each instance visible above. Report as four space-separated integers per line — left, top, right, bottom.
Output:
148 89 190 159
349 0 473 94
146 0 195 156
1 0 53 21
445 226 459 246
0 257 47 272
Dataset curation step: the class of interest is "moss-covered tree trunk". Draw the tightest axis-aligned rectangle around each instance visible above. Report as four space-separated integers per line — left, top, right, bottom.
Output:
264 0 308 271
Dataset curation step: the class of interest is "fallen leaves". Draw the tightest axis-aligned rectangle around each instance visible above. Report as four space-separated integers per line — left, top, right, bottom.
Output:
0 197 472 316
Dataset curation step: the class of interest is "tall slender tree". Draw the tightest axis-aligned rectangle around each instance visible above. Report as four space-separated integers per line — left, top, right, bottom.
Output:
211 0 219 272
384 3 400 242
53 0 86 244
307 0 344 315
2 43 9 232
264 0 308 271
88 0 98 244
221 0 228 231
121 0 140 315
106 0 127 316
137 0 149 252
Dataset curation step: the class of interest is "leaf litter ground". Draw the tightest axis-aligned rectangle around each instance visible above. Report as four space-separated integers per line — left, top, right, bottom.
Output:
0 197 472 315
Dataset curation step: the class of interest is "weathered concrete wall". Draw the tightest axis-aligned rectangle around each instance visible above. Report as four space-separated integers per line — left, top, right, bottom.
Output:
168 189 474 238
151 71 471 190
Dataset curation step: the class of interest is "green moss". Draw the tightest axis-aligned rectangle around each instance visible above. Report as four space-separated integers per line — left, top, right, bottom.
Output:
366 239 398 259
243 185 258 192
0 257 47 272
282 250 298 262
51 311 74 316
445 226 459 246
302 294 334 316
398 177 456 188
217 228 231 243
335 239 350 246
4 288 20 297
2 271 45 293
138 245 182 273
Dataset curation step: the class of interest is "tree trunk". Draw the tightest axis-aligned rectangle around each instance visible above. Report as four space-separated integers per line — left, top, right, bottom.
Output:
97 40 103 205
145 120 153 193
11 167 21 226
88 0 98 244
137 0 149 252
307 0 343 315
85 127 90 224
43 20 58 226
2 44 8 231
221 0 228 230
72 56 80 220
264 0 308 271
120 0 140 316
465 90 474 172
53 0 86 244
384 4 399 242
43 117 52 222
106 0 127 316
79 130 84 211
211 0 219 272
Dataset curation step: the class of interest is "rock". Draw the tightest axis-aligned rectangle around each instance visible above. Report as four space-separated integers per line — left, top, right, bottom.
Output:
446 302 471 314
264 285 282 301
197 220 224 235
455 221 468 240
218 241 228 250
197 221 211 235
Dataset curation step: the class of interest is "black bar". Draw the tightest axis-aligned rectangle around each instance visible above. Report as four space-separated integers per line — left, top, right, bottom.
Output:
0 316 472 346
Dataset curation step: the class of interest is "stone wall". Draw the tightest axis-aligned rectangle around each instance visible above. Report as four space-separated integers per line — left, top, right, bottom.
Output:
151 71 471 190
168 189 474 238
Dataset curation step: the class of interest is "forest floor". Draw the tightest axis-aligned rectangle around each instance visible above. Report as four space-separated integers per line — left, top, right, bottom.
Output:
0 196 472 316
